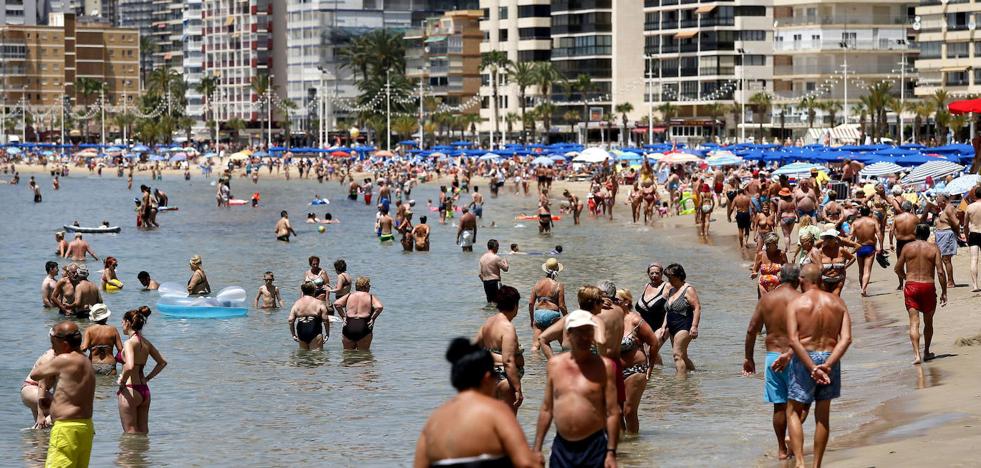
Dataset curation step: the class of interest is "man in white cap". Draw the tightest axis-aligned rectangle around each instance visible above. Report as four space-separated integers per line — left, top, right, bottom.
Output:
534 309 619 468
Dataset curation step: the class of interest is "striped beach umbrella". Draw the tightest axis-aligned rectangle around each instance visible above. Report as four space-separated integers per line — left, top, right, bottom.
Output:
900 160 964 185
859 162 904 177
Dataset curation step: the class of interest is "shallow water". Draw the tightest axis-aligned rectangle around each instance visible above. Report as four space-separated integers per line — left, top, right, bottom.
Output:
0 170 912 466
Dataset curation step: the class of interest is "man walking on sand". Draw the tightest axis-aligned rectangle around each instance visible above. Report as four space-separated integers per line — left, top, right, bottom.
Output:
534 310 619 468
850 206 880 297
743 264 804 460
933 194 964 288
786 264 852 468
31 321 96 468
895 224 948 365
965 187 981 291
892 201 919 289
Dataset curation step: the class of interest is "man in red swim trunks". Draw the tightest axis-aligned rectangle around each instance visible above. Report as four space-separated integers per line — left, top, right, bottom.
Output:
894 224 948 365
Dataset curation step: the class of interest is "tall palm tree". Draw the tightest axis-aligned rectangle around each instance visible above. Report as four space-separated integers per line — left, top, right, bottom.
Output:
800 96 818 129
885 97 905 142
704 102 725 140
504 112 520 143
535 102 555 143
931 89 950 142
533 62 562 143
949 114 968 143
615 102 634 146
748 92 771 141
572 74 595 143
279 99 298 147
462 113 483 143
481 51 511 147
934 110 952 145
912 101 932 143
508 61 536 143
251 73 272 145
657 102 678 140
821 100 842 127
74 77 104 142
196 74 219 140
866 81 893 141
392 116 418 141
854 99 870 141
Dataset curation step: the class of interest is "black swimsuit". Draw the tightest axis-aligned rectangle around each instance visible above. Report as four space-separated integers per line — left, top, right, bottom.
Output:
342 294 375 341
665 285 694 336
295 316 323 343
635 283 667 330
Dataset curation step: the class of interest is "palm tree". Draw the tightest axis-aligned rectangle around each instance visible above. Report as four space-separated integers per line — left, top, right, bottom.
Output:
226 118 247 144
535 102 555 143
866 81 893 141
533 62 562 143
481 51 511 147
251 73 272 145
615 102 634 146
422 120 438 148
508 61 536 143
196 74 219 140
912 101 932 143
934 110 952 145
572 74 595 143
931 89 950 142
800 96 818 129
748 92 771 141
392 116 418 141
854 99 869 141
821 100 842 127
504 112 520 143
139 36 157 85
657 102 678 140
704 102 725 140
279 99 298 147
462 113 483 143
74 77 104 142
886 97 905 142
950 114 968 143
562 110 581 133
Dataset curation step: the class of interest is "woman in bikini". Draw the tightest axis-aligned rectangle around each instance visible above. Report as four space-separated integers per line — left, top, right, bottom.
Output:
81 304 123 375
628 183 643 223
616 289 662 434
810 229 855 296
528 259 567 352
663 263 702 376
752 233 788 298
776 188 798 252
117 309 167 434
473 286 525 412
641 181 658 224
635 263 668 365
754 202 775 251
413 338 537 468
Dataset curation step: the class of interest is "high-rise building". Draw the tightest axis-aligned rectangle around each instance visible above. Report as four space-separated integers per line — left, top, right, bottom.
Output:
83 0 115 20
0 11 139 140
548 0 644 142
115 0 153 84
285 0 462 137
644 1 774 143
405 10 483 114
771 1 916 131
477 0 551 139
203 0 287 137
0 0 40 25
913 2 976 100
183 0 205 133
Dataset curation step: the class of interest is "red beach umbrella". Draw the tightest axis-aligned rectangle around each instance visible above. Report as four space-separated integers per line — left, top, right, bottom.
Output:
331 150 350 158
948 98 981 114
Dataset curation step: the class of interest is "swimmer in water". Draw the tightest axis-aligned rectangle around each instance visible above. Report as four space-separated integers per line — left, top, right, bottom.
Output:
254 271 283 309
137 271 160 290
275 211 297 242
288 281 331 350
334 276 383 351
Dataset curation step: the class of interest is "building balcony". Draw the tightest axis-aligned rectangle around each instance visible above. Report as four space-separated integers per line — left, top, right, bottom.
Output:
773 62 899 77
777 15 912 27
773 39 912 53
552 46 612 58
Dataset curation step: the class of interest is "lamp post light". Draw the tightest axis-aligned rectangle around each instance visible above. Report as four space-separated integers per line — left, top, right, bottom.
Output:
839 41 849 125
738 47 746 142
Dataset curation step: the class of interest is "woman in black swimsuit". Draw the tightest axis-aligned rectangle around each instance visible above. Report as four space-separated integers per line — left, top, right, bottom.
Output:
635 263 668 365
663 263 701 376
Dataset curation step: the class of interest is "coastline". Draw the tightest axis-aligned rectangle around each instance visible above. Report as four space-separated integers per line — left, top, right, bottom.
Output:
10 162 981 465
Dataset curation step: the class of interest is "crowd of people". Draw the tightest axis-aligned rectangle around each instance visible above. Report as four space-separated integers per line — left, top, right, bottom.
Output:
12 143 981 468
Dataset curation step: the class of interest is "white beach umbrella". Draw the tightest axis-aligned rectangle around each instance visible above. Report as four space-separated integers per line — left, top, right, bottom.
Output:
900 160 964 184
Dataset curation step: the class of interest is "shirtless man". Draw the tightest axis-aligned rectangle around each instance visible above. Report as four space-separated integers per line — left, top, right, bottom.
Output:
254 271 283 309
42 261 59 307
533 309 619 468
776 188 798 252
563 190 584 225
966 187 981 291
65 234 99 262
71 265 102 318
743 265 804 460
933 195 964 288
794 180 819 220
137 271 160 290
892 202 919 289
473 286 525 411
334 276 384 351
786 264 852 468
733 188 752 248
895 224 948 364
31 321 96 468
52 264 77 314
457 207 478 252
275 211 297 242
55 232 68 257
820 194 844 230
479 240 509 303
850 207 881 296
412 216 431 251
288 282 331 350
377 207 395 243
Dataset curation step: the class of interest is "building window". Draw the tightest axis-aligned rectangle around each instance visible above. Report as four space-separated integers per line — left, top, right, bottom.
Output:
499 29 508 41
519 28 551 40
518 5 550 18
947 42 969 59
947 71 968 86
498 6 508 20
518 50 551 62
920 41 941 59
738 55 765 66
735 6 766 17
739 31 766 41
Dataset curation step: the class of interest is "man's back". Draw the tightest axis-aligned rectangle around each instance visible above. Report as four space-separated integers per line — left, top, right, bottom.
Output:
967 200 981 233
793 290 847 352
50 352 95 420
902 241 941 283
760 285 801 351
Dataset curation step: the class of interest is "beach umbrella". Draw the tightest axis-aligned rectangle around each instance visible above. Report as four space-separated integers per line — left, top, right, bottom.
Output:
374 150 394 157
451 140 472 146
6 147 22 155
941 174 981 195
330 150 350 158
131 144 150 153
170 153 187 162
549 154 568 162
771 162 828 177
398 140 418 146
478 153 500 162
252 151 269 158
659 152 702 164
573 147 611 163
948 98 981 115
901 160 965 184
531 156 554 166
706 153 744 167
859 162 904 177
228 151 250 161
564 151 580 157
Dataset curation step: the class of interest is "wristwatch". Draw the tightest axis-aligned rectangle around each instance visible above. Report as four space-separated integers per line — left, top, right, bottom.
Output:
606 448 617 455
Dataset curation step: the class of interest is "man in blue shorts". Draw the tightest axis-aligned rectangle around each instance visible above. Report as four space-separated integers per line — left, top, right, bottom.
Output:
743 264 804 460
787 264 853 467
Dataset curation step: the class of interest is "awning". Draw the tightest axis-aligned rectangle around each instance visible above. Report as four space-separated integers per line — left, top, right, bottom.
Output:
424 36 447 43
829 124 860 144
940 66 967 72
225 16 234 26
674 30 698 39
695 5 717 14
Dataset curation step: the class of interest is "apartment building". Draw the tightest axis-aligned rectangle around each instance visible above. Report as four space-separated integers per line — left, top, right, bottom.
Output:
914 1 980 98
772 1 916 128
549 0 644 140
477 0 551 137
202 0 287 128
1 0 40 25
644 0 774 142
405 10 482 115
0 12 139 108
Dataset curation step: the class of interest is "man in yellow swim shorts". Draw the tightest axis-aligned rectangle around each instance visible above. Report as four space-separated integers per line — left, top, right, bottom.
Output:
30 321 96 468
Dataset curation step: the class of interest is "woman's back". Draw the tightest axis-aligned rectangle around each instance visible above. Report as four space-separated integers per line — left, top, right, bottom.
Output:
424 393 508 461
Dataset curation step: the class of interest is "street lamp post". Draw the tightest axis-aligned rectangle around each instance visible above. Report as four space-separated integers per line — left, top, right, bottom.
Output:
898 41 907 144
21 86 28 143
99 85 105 147
386 69 391 151
840 41 849 126
647 54 654 145
267 74 274 150
738 48 746 142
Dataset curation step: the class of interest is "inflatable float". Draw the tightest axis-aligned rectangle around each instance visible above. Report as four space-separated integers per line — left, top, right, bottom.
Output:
155 283 247 319
516 215 561 221
309 198 330 206
159 206 179 212
104 279 124 292
228 199 248 206
64 225 121 234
